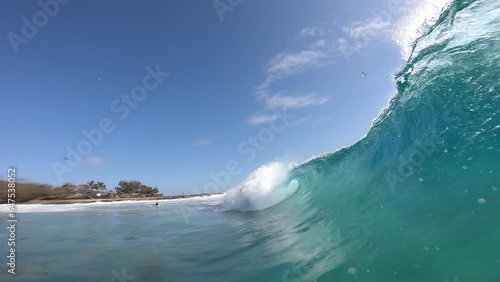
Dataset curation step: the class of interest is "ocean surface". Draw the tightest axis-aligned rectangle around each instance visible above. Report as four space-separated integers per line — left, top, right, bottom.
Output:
2 0 500 281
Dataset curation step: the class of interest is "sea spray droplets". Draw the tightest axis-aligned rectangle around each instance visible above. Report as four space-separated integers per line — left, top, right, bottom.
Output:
477 198 486 205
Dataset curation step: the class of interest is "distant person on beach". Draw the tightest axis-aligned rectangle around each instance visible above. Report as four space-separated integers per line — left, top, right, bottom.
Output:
155 202 158 206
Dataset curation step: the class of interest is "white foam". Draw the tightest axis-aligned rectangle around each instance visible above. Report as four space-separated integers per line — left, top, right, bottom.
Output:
223 161 298 211
393 0 452 59
1 195 223 213
2 203 89 213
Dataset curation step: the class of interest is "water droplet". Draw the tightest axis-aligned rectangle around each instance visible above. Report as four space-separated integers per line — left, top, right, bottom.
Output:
478 198 486 205
361 72 367 77
444 149 448 153
462 166 468 170
419 178 423 182
348 267 356 274
492 186 498 192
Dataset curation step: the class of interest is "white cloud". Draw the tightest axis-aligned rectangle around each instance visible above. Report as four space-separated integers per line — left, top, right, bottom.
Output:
311 39 327 48
86 156 105 166
292 115 313 125
255 75 278 98
334 17 392 59
298 26 324 38
266 50 326 76
248 26 335 125
253 27 333 99
265 94 328 109
249 17 393 125
342 17 391 40
337 38 348 47
247 115 278 125
336 37 357 55
193 139 212 146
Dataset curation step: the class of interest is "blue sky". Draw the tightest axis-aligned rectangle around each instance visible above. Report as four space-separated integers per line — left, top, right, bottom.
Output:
1 0 410 194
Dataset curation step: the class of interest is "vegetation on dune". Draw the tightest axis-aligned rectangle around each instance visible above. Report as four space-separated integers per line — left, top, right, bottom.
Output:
115 180 160 197
0 180 163 203
0 181 54 203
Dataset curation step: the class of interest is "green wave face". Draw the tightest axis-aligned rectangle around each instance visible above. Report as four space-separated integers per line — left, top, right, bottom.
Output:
259 0 500 280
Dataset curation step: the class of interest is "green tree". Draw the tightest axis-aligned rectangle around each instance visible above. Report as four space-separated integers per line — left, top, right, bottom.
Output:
80 181 107 198
53 182 77 199
138 185 160 197
77 184 90 198
97 181 106 191
114 181 159 197
151 187 159 196
115 180 142 196
87 180 95 189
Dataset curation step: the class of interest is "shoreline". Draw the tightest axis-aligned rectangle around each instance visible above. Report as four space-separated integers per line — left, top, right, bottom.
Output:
21 193 224 205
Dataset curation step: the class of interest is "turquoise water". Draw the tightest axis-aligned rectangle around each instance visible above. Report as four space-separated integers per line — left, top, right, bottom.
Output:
2 0 500 281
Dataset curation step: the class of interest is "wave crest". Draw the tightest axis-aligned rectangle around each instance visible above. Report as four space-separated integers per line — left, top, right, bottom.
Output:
223 161 299 211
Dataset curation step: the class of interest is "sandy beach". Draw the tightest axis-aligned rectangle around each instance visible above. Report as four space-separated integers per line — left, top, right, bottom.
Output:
23 193 223 204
